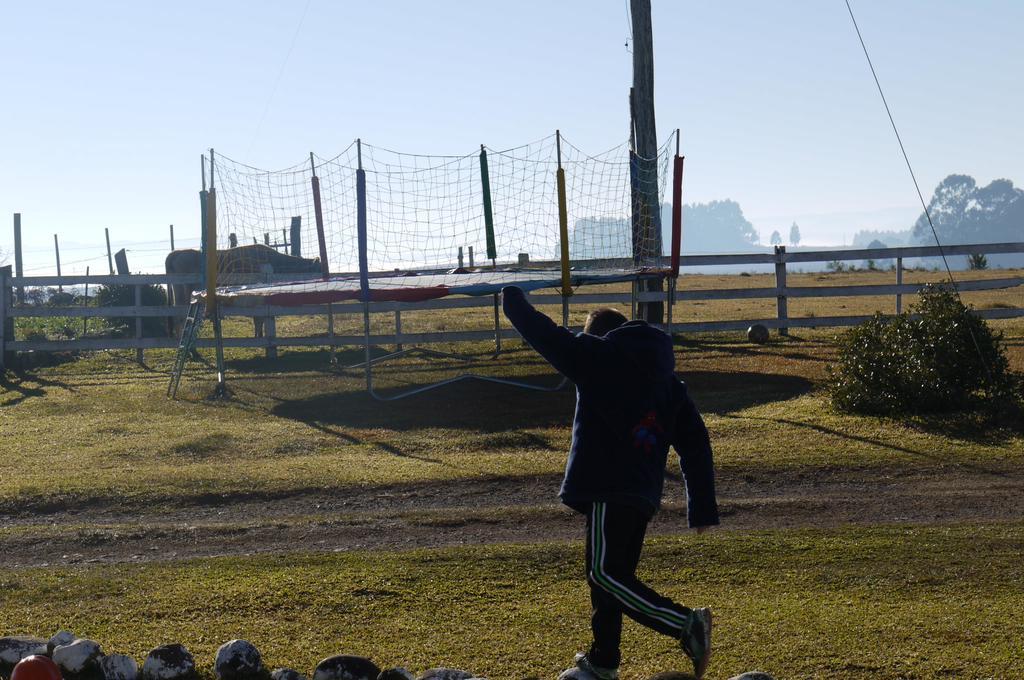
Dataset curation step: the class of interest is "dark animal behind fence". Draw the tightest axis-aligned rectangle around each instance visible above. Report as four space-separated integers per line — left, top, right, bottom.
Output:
165 245 321 337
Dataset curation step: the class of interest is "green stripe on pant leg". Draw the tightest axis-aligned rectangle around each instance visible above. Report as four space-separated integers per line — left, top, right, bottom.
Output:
591 503 689 630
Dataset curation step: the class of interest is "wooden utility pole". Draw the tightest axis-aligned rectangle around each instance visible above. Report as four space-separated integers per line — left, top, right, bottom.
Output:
630 0 664 323
105 228 115 275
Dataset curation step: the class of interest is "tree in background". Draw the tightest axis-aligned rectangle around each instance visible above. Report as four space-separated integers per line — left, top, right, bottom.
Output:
789 222 801 247
968 253 989 270
668 199 761 253
912 174 1024 267
770 230 783 246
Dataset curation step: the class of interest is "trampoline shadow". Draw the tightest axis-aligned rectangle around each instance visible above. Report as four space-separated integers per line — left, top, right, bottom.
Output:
269 370 814 431
682 371 815 415
271 371 573 431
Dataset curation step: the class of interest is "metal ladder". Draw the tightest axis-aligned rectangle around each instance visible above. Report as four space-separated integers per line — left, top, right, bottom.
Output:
167 299 205 399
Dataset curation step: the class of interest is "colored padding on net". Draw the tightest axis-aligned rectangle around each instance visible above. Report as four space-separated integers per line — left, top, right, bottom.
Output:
671 154 684 277
480 147 497 261
556 167 571 296
199 189 208 281
205 188 218 308
312 175 330 278
356 168 370 302
628 150 640 267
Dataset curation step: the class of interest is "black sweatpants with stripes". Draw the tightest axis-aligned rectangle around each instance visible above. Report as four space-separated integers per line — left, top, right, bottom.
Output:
585 501 693 669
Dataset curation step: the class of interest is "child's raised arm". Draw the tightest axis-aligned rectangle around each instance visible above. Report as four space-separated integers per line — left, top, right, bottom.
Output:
672 380 720 529
501 285 607 385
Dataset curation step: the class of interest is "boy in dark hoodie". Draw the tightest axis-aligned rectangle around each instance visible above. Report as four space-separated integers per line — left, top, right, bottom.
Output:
501 285 719 680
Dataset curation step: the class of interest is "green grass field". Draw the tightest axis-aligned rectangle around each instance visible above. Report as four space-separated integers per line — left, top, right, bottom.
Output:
2 271 1023 679
2 526 1022 678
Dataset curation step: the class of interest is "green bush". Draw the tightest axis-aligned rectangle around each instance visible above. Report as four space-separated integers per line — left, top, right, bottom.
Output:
829 286 1020 416
95 283 169 337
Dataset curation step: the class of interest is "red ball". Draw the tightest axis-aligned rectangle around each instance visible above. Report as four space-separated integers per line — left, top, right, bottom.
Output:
12 656 63 680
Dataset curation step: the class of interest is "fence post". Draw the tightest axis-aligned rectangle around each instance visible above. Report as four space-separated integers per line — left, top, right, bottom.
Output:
774 245 789 336
289 216 301 256
0 265 11 370
896 256 903 314
13 214 24 305
83 266 90 336
258 264 277 359
135 284 144 364
265 314 277 359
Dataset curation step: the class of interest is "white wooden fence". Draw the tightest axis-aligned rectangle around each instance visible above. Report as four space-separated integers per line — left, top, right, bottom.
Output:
1 241 1022 369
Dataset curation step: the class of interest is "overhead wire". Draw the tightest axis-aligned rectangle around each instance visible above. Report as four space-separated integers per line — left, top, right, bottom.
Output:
245 0 314 157
843 0 995 381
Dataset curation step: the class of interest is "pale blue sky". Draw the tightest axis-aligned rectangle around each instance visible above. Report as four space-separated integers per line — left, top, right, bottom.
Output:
1 0 1021 273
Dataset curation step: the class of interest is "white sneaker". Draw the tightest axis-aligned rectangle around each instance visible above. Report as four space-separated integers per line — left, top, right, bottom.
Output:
556 653 619 680
680 607 713 679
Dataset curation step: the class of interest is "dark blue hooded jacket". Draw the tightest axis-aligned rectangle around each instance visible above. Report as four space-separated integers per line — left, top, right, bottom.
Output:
502 286 719 526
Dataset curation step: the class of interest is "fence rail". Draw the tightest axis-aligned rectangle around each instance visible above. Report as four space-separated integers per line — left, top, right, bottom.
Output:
2 241 1023 368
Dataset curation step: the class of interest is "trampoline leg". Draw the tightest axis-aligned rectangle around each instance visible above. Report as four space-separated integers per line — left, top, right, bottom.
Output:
395 308 403 352
631 280 638 320
493 293 502 355
212 306 228 398
562 294 569 327
326 302 337 365
362 299 373 392
667 278 675 333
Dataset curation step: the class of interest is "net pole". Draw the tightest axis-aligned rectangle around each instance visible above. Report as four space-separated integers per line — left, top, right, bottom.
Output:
206 150 227 396
356 140 373 389
555 131 572 298
310 153 336 363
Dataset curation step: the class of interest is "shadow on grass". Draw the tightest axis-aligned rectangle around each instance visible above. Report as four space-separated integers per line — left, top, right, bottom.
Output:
909 407 1024 444
723 413 1017 474
223 345 472 375
684 371 814 415
675 333 835 364
0 372 75 406
225 348 363 374
270 372 573 432
268 370 814 431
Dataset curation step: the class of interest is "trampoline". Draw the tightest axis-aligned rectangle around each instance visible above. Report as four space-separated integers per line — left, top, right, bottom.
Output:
171 131 684 401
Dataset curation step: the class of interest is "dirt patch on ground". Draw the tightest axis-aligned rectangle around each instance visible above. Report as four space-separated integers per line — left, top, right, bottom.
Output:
2 464 1021 568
